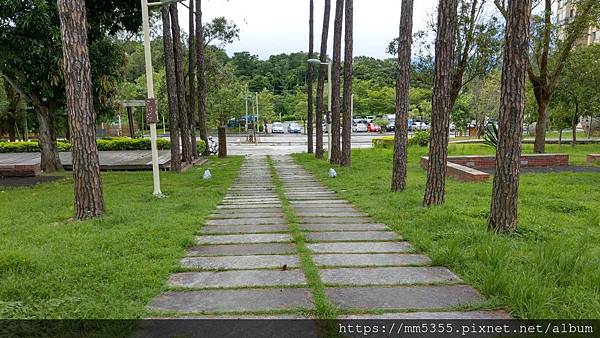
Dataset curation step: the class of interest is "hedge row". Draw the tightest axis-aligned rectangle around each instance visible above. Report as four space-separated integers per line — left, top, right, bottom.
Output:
0 138 206 154
372 131 431 149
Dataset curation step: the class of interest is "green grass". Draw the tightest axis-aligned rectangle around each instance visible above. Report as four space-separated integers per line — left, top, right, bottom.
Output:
0 157 243 319
293 144 600 319
266 156 339 320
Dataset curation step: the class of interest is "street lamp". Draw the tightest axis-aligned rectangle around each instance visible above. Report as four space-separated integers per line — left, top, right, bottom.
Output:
307 58 332 161
141 0 181 197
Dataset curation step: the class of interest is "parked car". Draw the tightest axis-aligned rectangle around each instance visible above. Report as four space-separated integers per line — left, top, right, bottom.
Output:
352 123 368 132
367 123 382 133
271 122 285 133
413 121 430 131
287 122 301 133
386 114 396 132
366 116 375 123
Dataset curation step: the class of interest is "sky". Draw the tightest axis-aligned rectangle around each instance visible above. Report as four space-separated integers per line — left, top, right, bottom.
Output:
175 0 438 60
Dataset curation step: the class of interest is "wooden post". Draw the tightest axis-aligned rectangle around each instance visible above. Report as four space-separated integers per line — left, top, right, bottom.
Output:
218 126 227 158
127 106 135 138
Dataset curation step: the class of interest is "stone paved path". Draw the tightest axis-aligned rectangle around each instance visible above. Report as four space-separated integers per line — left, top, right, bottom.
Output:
270 155 509 319
148 155 509 319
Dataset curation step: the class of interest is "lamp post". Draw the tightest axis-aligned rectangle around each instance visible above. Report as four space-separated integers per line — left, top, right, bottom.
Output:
307 58 332 160
142 0 181 196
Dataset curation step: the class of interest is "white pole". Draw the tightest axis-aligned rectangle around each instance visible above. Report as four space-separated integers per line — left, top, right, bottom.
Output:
327 62 332 161
245 95 248 132
351 93 354 135
141 0 162 197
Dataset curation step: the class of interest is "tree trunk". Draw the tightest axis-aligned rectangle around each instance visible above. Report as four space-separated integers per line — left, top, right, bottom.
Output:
162 5 182 172
188 0 198 158
488 0 531 234
196 0 209 155
35 104 62 172
533 94 549 153
218 126 227 158
572 101 578 147
423 0 458 207
307 0 315 154
170 4 192 164
58 0 104 220
315 0 331 160
391 0 414 192
558 129 563 145
330 0 344 165
340 0 353 167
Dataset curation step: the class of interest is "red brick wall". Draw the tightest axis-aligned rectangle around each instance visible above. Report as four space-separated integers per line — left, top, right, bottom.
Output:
448 154 569 168
0 164 41 177
587 154 600 163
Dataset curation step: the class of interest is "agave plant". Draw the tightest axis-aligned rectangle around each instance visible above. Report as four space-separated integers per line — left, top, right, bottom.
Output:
482 123 499 149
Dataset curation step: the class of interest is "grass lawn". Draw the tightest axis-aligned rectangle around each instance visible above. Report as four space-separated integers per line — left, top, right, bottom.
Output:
0 157 242 319
294 144 600 319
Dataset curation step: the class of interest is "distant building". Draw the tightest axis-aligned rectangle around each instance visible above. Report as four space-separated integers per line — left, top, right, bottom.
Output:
556 0 599 46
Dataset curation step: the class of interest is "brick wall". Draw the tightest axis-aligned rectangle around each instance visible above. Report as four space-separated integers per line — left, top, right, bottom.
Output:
587 154 600 163
0 164 41 177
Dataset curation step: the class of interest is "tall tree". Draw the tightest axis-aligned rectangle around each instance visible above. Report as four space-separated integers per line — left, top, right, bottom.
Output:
495 0 600 153
307 0 315 154
170 4 192 164
315 0 331 159
57 0 104 219
330 0 344 164
391 0 414 191
196 0 209 155
423 0 459 207
162 5 182 171
188 0 198 158
488 0 532 233
340 0 353 166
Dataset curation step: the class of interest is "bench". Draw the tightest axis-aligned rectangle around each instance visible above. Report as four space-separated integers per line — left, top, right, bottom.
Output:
420 157 490 182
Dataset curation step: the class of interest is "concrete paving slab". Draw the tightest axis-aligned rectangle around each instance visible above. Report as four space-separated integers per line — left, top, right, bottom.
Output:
319 267 461 285
208 212 284 219
205 218 286 226
299 217 373 224
148 288 314 313
217 204 282 209
300 224 389 232
200 225 289 234
325 285 484 310
340 311 512 319
295 211 368 217
313 254 431 267
181 255 300 270
187 243 297 256
304 231 400 242
307 242 414 254
168 270 306 288
196 233 291 245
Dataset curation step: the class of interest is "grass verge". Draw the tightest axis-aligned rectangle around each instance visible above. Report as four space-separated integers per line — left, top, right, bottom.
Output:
294 144 600 319
0 156 243 319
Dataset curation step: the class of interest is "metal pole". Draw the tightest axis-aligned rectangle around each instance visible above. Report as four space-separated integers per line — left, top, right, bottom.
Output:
141 0 162 197
245 95 248 132
327 62 332 161
351 93 354 134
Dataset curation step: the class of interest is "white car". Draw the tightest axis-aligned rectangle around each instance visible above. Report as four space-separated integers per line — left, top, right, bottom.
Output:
413 121 430 131
352 123 368 132
271 122 284 133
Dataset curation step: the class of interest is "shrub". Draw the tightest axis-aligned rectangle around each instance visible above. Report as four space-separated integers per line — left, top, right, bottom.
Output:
0 138 180 153
483 124 499 149
409 131 430 147
196 139 207 155
372 136 395 149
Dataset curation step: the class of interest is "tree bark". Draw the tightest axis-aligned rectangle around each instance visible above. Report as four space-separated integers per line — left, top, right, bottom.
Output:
340 0 353 167
330 0 344 165
58 0 104 220
127 106 135 138
218 126 227 158
35 103 62 172
533 90 550 153
170 4 192 164
196 0 209 155
315 0 331 160
488 0 531 233
423 0 458 207
307 0 315 154
572 101 578 147
162 5 182 172
188 0 197 158
391 0 414 192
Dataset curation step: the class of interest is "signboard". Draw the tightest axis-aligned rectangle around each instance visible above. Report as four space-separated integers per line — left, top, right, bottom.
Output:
145 98 158 124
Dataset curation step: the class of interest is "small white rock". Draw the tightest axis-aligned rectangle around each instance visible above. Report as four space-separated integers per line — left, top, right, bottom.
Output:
203 170 212 180
328 168 337 178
